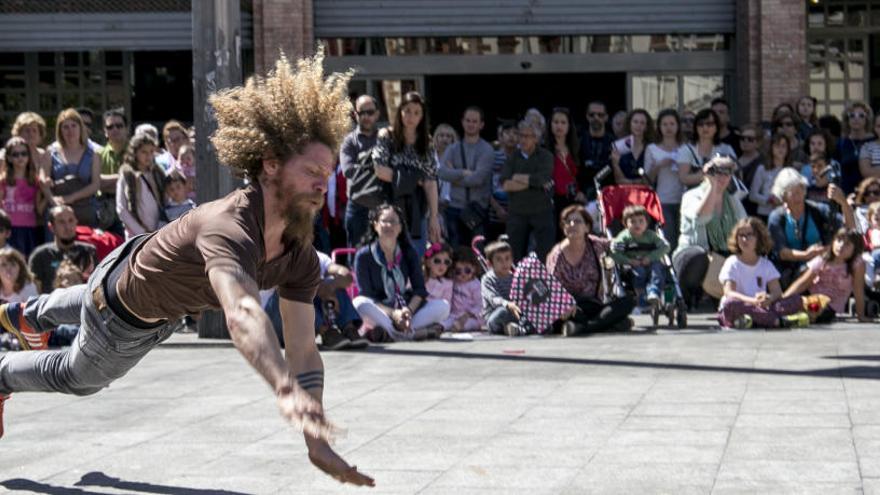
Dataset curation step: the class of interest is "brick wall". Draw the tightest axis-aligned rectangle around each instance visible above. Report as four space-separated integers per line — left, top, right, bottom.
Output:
253 0 313 75
737 0 807 124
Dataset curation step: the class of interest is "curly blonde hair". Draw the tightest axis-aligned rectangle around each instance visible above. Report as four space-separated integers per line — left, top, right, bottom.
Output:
209 47 353 179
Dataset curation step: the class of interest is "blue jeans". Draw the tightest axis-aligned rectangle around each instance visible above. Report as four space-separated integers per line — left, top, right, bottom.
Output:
631 260 666 298
444 206 484 248
264 288 360 345
344 201 371 248
485 306 518 334
872 249 880 279
0 235 176 396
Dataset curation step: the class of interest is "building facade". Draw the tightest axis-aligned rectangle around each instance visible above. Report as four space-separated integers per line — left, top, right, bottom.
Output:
0 0 878 138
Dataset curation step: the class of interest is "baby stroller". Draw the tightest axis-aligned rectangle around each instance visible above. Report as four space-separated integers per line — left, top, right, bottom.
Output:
597 184 688 330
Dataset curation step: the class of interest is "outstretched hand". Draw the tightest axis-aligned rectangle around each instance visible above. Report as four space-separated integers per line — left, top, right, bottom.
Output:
276 383 340 444
308 440 376 487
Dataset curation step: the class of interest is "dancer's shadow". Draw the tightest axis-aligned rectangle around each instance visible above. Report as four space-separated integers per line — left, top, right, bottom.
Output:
1 472 252 495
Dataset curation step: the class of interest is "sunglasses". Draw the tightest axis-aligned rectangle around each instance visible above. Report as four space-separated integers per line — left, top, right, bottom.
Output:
864 189 880 197
565 217 585 225
7 151 28 159
432 257 452 266
706 168 733 177
357 109 377 117
455 266 474 276
588 112 606 118
740 136 756 142
738 232 756 239
849 112 867 119
105 123 125 130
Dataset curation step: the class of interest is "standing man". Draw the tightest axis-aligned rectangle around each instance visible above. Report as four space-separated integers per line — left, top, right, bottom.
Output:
97 108 129 235
579 101 615 195
0 51 374 487
339 95 380 247
437 106 495 247
712 98 740 157
502 120 555 262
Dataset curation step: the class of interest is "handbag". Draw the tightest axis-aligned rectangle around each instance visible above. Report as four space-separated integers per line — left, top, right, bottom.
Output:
349 149 388 208
701 251 726 300
457 142 488 231
52 174 97 227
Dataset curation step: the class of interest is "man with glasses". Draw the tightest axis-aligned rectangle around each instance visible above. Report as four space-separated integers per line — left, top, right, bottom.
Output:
579 101 615 194
98 109 128 191
501 120 555 262
340 95 381 247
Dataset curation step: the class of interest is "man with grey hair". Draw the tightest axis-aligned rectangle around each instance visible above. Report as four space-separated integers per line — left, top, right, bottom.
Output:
501 120 555 262
340 95 381 247
438 106 495 247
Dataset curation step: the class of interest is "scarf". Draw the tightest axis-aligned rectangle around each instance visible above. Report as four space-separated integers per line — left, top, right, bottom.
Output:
370 241 407 308
705 186 738 253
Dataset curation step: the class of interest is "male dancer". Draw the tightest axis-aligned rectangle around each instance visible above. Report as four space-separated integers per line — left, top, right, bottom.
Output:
0 50 374 487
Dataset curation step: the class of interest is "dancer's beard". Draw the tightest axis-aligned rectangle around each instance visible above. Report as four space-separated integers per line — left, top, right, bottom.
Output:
272 179 321 248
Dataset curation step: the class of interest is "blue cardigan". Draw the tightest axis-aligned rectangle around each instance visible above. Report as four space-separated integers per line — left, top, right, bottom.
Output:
354 242 428 305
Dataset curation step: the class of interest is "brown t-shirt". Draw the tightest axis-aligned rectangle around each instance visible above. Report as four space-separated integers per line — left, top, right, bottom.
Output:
116 183 321 319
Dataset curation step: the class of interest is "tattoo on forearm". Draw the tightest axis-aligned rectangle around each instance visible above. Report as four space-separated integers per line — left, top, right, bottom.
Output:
296 370 324 391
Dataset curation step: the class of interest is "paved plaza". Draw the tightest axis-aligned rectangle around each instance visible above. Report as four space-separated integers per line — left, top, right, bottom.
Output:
1 312 879 494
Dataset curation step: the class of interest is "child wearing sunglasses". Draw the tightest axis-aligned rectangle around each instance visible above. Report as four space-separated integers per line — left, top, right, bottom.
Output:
442 246 484 332
423 242 453 304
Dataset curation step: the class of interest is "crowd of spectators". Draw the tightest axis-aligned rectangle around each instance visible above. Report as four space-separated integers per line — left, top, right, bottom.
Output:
4 91 880 350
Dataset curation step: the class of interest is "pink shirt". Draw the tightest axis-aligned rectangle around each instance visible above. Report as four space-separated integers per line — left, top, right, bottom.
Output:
2 179 38 227
807 256 854 314
450 278 483 323
426 277 453 302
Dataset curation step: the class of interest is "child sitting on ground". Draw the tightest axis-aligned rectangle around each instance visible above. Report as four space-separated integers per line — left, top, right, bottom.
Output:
423 242 453 304
718 217 807 328
164 171 196 222
481 240 524 336
609 205 669 309
443 247 483 332
784 228 871 322
865 201 880 286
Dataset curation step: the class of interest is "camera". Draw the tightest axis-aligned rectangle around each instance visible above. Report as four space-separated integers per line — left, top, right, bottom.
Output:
820 162 842 186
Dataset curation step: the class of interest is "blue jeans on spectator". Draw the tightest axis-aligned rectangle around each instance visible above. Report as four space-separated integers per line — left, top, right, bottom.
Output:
344 201 371 248
485 306 518 334
631 260 666 299
264 288 360 346
872 249 880 280
444 206 484 248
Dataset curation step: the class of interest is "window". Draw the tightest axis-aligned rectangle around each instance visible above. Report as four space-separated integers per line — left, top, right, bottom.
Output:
631 74 724 117
808 36 867 116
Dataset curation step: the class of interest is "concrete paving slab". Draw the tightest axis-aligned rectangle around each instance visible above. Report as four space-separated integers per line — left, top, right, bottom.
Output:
2 316 879 493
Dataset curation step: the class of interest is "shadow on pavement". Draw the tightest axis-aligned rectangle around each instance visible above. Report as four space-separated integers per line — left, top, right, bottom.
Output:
827 355 880 361
0 472 252 495
369 348 880 380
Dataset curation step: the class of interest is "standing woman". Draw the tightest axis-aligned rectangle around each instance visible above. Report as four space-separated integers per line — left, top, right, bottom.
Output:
857 113 880 182
41 108 101 228
796 96 818 142
678 109 737 188
738 124 765 215
0 138 46 257
372 92 442 256
770 114 808 165
837 101 876 194
547 107 583 236
5 113 50 173
611 109 653 185
749 133 792 222
116 134 166 238
432 123 458 211
644 109 687 249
